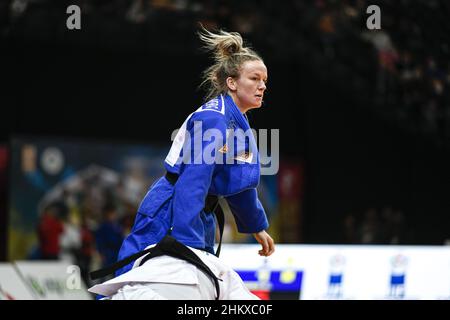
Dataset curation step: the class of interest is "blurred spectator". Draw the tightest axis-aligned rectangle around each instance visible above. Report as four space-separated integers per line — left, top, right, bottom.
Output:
317 9 337 59
79 215 96 287
126 0 151 24
37 203 64 260
59 212 82 264
358 207 381 244
385 209 410 245
94 203 124 270
341 213 357 244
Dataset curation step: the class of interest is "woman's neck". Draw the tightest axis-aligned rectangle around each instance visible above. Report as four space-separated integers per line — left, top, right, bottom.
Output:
227 91 248 114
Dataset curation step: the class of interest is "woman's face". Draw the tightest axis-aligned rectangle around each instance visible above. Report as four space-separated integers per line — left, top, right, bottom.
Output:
227 60 268 113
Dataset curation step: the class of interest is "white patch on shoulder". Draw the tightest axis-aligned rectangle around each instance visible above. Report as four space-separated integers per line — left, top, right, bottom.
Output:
196 95 225 115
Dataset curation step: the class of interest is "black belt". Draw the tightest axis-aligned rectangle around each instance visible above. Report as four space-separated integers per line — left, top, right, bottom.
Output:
90 234 222 299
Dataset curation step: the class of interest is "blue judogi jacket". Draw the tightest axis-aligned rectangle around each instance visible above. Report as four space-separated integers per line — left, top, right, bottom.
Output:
115 94 269 276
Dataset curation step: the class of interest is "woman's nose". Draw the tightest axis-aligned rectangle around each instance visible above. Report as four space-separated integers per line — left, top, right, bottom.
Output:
259 81 266 90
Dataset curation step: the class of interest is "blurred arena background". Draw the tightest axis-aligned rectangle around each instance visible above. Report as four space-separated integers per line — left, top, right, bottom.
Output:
1 0 450 300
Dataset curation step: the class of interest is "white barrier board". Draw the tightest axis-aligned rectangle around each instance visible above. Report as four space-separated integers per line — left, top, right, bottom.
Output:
14 261 92 300
220 244 450 300
0 263 35 300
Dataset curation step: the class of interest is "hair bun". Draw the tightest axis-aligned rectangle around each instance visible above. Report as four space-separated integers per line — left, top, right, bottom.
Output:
198 27 245 61
216 32 243 58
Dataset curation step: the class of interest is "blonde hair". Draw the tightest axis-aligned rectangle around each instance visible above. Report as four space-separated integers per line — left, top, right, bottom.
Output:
198 27 263 101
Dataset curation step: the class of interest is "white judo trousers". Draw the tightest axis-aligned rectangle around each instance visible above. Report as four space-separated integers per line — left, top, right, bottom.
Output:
89 245 259 300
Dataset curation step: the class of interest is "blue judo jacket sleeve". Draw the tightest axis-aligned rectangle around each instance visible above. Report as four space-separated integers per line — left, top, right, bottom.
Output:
225 188 269 234
170 111 227 246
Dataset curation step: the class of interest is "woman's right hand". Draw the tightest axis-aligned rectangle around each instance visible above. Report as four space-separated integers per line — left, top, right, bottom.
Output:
253 230 275 257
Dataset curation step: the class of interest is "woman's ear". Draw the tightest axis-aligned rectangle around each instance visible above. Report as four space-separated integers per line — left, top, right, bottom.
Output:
226 77 237 91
